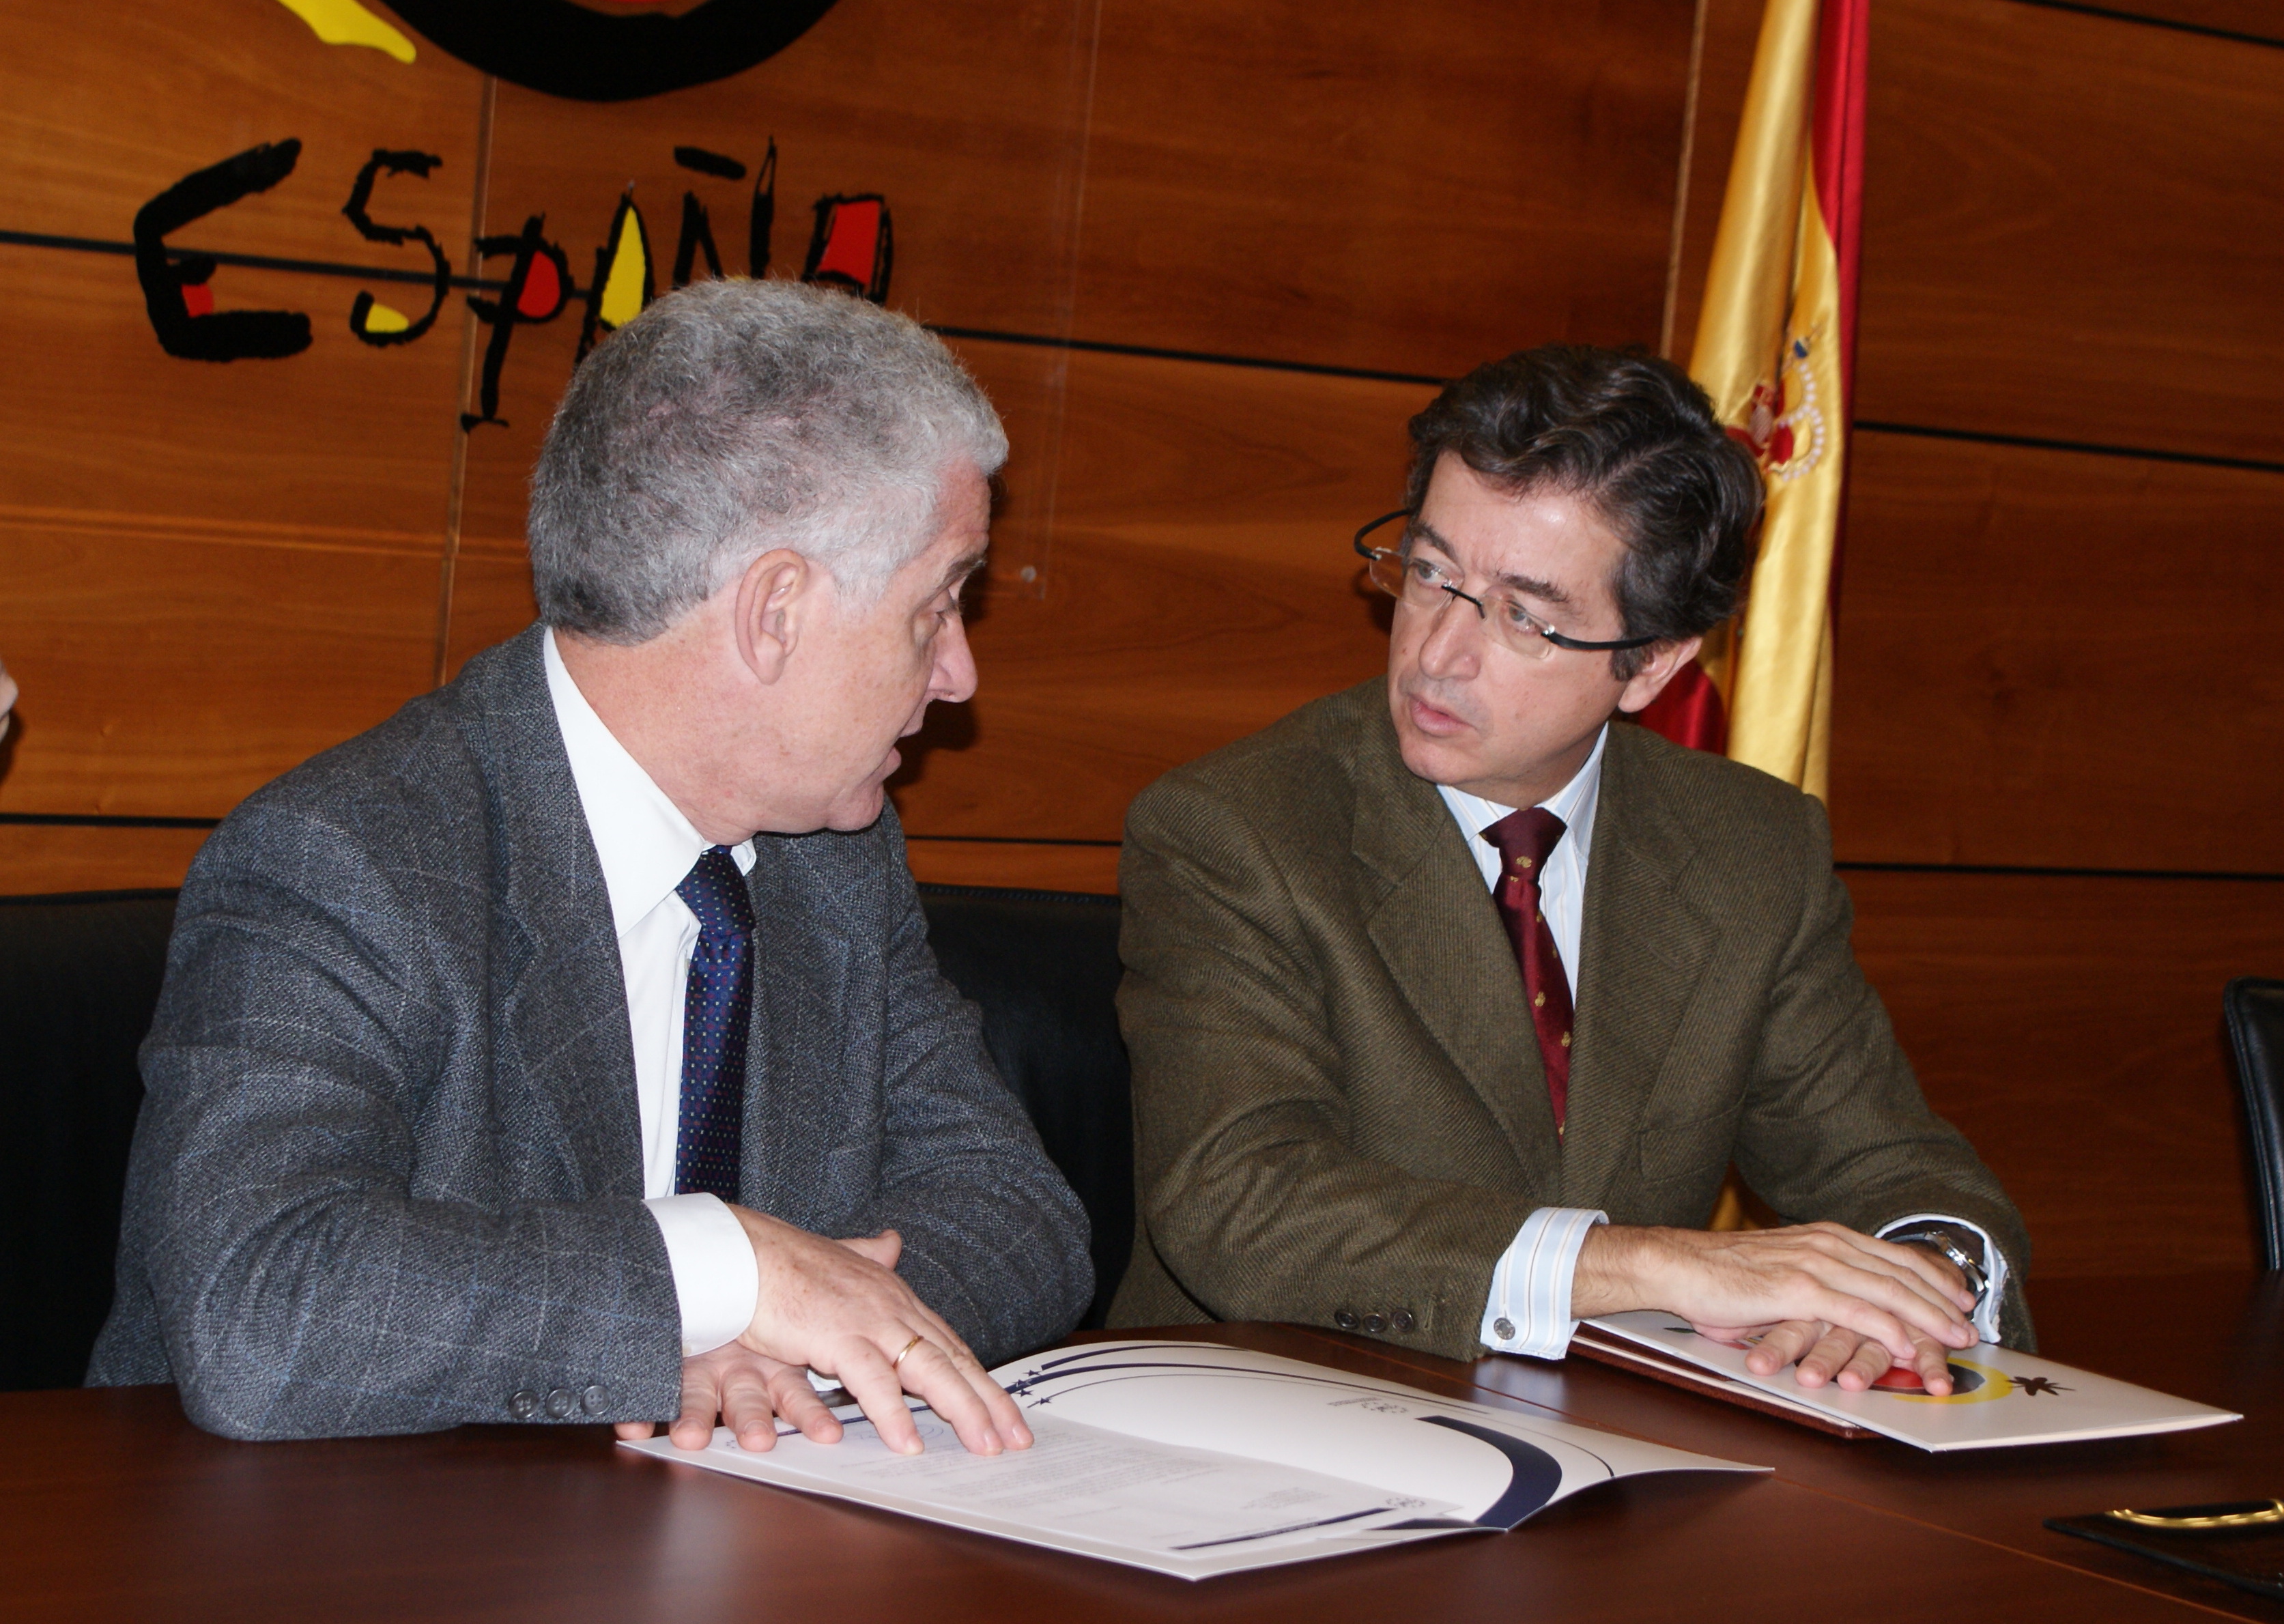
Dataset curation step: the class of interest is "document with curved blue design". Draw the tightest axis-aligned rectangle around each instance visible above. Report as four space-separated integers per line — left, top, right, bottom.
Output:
618 1340 1764 1578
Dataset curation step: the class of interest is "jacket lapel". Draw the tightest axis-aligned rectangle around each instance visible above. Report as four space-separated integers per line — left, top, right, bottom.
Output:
476 625 648 1198
1558 724 1720 1210
1350 698 1562 1193
737 835 853 1227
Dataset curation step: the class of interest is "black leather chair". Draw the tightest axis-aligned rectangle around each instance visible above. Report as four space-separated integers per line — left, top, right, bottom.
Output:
2223 977 2284 1272
0 883 1131 1391
0 890 177 1391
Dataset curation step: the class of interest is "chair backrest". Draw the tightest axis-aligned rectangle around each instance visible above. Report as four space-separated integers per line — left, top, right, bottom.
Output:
0 883 1130 1390
0 891 177 1391
916 885 1131 1328
2223 976 2284 1272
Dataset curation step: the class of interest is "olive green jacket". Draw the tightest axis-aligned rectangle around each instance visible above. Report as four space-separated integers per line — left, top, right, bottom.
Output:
1107 681 2032 1359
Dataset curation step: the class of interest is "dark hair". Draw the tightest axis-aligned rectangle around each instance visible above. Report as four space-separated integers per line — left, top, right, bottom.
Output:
1405 345 1762 679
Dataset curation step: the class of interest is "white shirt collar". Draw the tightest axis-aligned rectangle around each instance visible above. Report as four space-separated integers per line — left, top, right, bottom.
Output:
544 628 741 938
1434 722 1607 862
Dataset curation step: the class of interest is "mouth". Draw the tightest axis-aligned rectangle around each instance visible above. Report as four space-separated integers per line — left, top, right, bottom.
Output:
1402 690 1476 739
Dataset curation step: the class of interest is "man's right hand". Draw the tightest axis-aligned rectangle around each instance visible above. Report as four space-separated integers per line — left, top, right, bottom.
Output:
1569 1221 1978 1374
727 1208 1033 1458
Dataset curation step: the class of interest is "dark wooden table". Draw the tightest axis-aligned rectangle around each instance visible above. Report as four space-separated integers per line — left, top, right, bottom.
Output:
4 1273 2277 1621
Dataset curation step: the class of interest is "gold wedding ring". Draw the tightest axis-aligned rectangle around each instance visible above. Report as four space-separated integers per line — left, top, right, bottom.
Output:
891 1333 925 1370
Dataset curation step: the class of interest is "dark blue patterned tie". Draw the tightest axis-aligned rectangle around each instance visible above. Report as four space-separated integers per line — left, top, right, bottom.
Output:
673 845 752 1201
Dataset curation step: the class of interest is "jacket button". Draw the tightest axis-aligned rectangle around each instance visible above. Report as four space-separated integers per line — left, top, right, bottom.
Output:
545 1388 575 1419
1392 1309 1416 1333
1334 1309 1360 1330
1363 1313 1386 1334
1493 1317 1517 1341
509 1390 539 1420
582 1384 610 1415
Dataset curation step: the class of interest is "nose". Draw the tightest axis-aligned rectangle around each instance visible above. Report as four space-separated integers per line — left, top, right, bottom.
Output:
930 612 979 707
1412 590 1481 681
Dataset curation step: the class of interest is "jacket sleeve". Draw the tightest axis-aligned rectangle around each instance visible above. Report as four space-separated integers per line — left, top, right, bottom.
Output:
102 803 685 1439
1730 793 2037 1348
1115 778 1534 1361
861 818 1094 1365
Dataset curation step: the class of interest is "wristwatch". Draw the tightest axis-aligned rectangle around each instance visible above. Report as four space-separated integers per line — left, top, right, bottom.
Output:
1887 1224 1989 1307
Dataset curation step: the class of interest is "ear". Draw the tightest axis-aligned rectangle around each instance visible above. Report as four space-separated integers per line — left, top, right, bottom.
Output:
731 548 814 683
1614 633 1704 715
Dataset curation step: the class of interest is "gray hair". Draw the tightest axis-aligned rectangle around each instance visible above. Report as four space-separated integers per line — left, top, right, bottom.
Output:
528 278 1007 642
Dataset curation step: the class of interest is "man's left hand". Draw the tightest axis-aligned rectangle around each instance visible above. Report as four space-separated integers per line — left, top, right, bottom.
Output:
613 1342 843 1451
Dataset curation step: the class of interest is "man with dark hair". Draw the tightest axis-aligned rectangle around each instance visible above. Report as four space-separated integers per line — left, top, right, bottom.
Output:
91 280 1092 1444
1110 345 2029 1393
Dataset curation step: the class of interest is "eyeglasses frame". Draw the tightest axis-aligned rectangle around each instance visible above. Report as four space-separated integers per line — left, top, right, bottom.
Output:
1351 509 1659 654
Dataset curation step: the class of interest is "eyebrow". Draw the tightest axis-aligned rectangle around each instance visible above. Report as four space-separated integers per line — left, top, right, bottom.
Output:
937 550 989 595
1407 519 1575 610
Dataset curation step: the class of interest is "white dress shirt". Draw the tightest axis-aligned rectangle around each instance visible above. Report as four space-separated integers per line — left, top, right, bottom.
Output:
544 631 760 1356
1438 724 2008 1358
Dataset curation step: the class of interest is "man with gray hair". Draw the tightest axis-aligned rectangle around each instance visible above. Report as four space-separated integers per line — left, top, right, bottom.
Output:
90 279 1094 1451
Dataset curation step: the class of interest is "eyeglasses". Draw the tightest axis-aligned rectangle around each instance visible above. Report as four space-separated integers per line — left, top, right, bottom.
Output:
1352 509 1659 664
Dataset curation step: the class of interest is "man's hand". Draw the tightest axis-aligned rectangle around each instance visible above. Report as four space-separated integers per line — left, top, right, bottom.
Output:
1571 1222 1979 1382
613 1342 842 1451
728 1212 1033 1458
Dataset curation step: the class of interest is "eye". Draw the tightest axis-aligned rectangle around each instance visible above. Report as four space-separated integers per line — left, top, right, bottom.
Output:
1496 595 1543 633
1405 554 1454 588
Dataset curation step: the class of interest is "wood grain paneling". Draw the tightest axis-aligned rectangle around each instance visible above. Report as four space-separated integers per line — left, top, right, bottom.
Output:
1846 867 2277 1275
1073 0 1696 375
905 839 1119 894
2061 0 2284 44
886 343 1429 843
1828 430 2284 873
0 826 208 896
1859 0 2284 462
0 509 440 816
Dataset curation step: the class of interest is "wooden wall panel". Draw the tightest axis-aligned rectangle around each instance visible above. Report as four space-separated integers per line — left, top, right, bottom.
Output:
2081 1 2284 43
1074 0 1696 374
1846 868 2278 1275
906 839 1119 894
1829 430 2284 873
885 342 1431 844
0 827 209 896
0 512 441 816
0 0 482 839
1858 0 2284 461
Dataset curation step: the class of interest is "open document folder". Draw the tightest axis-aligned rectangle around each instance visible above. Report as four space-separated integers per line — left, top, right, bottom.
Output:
1579 1312 2241 1452
620 1339 1764 1580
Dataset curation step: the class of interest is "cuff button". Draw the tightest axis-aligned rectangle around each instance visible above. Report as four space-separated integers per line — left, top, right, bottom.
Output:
1334 1309 1360 1330
1363 1314 1386 1334
1391 1309 1416 1333
508 1389 539 1420
582 1384 610 1415
544 1388 575 1419
1492 1317 1516 1341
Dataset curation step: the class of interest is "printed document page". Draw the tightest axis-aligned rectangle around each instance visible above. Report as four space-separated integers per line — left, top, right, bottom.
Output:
620 1339 1763 1578
1582 1311 2240 1451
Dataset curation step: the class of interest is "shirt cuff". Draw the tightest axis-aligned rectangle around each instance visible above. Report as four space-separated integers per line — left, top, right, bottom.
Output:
1877 1212 2009 1343
1481 1207 1608 1359
646 1193 760 1356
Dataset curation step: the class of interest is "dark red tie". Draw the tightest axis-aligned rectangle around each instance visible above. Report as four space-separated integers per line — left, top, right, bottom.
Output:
1479 808 1574 1132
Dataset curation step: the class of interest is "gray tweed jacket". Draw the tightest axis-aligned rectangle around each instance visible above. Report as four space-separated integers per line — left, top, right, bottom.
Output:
87 625 1091 1439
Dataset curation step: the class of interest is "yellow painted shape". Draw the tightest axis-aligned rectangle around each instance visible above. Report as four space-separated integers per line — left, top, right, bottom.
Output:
275 0 416 64
599 214 651 330
358 300 412 334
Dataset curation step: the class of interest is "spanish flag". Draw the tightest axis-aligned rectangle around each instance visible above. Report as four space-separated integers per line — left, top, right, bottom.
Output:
1644 0 1866 802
